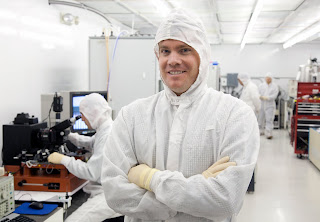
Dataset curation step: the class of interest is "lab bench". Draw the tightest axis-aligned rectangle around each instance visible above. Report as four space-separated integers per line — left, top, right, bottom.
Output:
13 206 63 222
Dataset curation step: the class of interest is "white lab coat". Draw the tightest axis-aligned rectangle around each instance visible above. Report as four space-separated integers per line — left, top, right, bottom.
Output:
62 121 112 185
62 93 121 222
101 9 259 222
239 80 261 115
68 133 95 152
64 121 122 222
258 81 279 133
101 88 259 222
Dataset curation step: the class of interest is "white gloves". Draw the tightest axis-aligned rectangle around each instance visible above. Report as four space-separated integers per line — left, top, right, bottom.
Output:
260 96 269 100
202 156 236 179
48 152 65 164
128 164 159 191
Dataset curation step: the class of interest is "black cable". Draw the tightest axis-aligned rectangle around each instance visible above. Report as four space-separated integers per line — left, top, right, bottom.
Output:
42 100 54 127
10 163 26 175
64 185 69 220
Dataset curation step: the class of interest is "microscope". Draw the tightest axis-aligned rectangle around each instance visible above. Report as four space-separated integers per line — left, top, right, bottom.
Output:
2 113 86 192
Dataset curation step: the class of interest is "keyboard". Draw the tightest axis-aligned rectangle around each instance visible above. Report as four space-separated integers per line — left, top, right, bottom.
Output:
0 213 35 222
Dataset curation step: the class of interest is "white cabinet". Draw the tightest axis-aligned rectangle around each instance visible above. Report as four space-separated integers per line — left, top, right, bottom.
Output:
309 128 320 170
89 37 158 118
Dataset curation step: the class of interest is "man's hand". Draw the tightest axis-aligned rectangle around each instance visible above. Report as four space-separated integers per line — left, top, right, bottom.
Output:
128 164 159 191
202 156 236 179
260 96 269 100
48 152 65 164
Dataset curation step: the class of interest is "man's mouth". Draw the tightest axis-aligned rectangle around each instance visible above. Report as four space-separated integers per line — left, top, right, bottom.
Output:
168 71 186 75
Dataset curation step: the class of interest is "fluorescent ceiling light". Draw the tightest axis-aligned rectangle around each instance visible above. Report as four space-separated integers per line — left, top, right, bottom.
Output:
240 0 264 51
283 20 320 49
152 0 171 17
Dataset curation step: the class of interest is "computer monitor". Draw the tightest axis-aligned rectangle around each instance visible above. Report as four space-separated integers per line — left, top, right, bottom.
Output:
69 91 108 134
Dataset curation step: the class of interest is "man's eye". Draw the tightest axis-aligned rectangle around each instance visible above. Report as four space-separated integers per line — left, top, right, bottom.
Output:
181 48 191 53
160 49 169 54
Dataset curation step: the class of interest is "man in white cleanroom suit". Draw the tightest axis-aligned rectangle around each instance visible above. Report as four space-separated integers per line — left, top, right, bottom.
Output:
101 9 260 222
238 73 261 116
258 72 279 139
48 93 123 222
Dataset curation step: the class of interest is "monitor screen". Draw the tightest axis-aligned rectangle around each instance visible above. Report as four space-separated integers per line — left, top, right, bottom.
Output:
70 91 108 134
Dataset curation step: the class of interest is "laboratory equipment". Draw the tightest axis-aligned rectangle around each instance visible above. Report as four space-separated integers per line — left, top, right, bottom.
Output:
41 91 107 134
297 58 320 82
0 176 15 218
2 113 87 192
2 113 80 165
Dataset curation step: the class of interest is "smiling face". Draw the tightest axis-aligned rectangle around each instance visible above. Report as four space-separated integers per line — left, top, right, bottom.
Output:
158 39 200 96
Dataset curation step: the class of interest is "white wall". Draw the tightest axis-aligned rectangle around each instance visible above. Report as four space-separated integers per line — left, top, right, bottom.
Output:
211 44 320 94
0 0 110 155
211 44 320 78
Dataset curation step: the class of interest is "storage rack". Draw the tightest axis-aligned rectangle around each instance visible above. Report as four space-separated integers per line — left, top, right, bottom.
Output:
291 83 320 158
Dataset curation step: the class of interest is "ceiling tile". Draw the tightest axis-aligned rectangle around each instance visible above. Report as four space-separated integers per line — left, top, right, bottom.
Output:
246 37 266 44
122 0 160 14
216 0 256 12
218 12 251 22
254 20 283 28
216 0 254 22
258 11 291 20
262 0 305 11
74 0 320 46
253 11 291 28
220 22 247 34
171 0 210 9
78 0 130 13
248 29 272 38
222 34 242 43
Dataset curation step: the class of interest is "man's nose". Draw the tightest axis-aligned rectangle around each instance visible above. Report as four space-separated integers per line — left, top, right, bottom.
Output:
168 52 181 66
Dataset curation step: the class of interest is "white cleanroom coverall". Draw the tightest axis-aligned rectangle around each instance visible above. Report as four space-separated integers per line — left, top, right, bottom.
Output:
258 74 279 136
238 73 261 115
68 132 94 152
62 93 121 222
101 9 260 222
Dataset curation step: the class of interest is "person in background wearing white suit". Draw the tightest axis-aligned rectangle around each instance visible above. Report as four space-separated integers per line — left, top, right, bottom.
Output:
101 9 260 222
258 72 279 139
238 73 261 117
48 93 123 222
